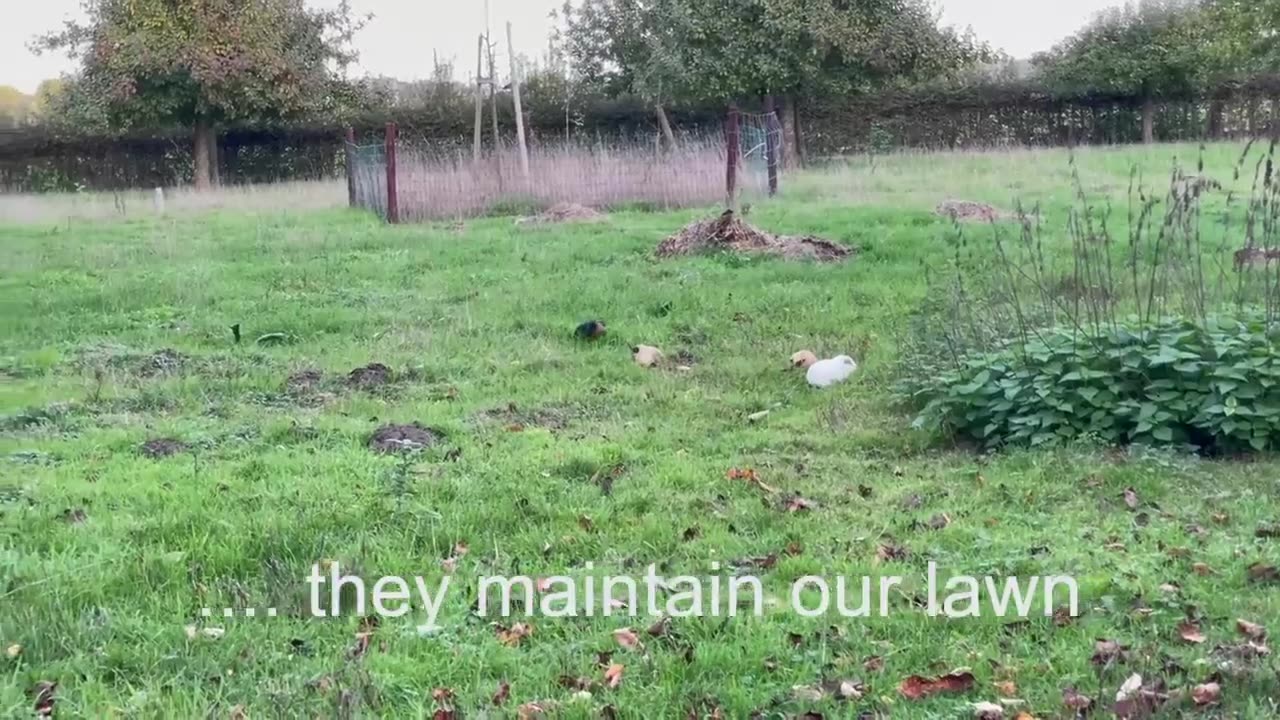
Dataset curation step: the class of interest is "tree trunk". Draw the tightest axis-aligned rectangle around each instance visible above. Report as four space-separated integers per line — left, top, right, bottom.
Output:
1206 97 1225 140
1141 96 1155 144
193 119 212 190
655 103 676 152
780 94 800 168
207 128 221 187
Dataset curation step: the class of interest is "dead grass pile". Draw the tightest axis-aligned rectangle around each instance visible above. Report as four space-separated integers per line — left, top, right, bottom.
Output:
515 203 605 226
935 199 1009 223
656 210 853 263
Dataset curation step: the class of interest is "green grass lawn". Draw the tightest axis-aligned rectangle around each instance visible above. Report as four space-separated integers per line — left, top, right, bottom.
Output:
2 143 1279 718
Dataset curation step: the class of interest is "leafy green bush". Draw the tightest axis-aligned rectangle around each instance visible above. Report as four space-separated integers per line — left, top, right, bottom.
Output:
900 314 1280 453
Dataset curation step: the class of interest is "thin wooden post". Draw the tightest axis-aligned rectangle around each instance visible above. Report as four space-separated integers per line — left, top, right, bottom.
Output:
507 21 530 180
384 122 399 224
473 34 484 165
725 104 740 211
763 94 779 196
344 127 356 208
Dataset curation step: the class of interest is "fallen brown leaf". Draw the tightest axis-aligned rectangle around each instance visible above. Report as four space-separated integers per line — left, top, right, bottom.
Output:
781 494 818 513
578 515 595 532
784 540 804 556
1177 620 1207 644
613 628 641 651
516 701 555 719
1123 487 1139 510
1211 512 1230 524
603 663 624 689
1191 682 1221 706
1090 639 1131 667
1236 618 1267 640
431 688 455 703
229 705 248 720
1192 562 1215 576
863 655 884 673
6 644 21 658
927 513 952 530
1061 686 1094 712
993 680 1018 697
646 616 671 638
899 671 976 700
727 467 778 494
492 680 511 706
441 556 458 573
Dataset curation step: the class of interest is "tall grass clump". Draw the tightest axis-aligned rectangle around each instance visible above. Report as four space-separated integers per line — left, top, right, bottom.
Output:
899 139 1280 453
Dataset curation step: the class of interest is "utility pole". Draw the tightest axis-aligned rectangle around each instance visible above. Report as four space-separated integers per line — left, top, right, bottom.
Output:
507 21 529 179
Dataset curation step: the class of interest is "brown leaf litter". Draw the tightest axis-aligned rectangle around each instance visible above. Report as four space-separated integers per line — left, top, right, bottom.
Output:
655 209 854 262
514 202 605 225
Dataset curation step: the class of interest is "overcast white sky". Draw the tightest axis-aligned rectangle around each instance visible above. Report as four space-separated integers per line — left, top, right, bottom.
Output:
3 0 1122 94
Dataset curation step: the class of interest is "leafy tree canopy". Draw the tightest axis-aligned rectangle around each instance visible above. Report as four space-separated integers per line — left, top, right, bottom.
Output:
32 0 369 186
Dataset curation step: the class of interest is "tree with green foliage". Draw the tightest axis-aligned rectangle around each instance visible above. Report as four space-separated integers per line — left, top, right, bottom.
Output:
32 0 368 189
0 86 36 128
557 0 992 152
1034 0 1205 144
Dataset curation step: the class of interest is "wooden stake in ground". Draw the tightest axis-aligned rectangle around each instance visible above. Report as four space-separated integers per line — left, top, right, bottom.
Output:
486 33 503 191
473 34 484 165
507 21 529 180
725 104 740 211
344 127 356 208
764 94 779 196
384 122 399 224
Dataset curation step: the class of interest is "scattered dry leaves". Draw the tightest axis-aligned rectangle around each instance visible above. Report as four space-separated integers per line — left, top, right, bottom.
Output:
496 622 534 647
727 467 778 494
492 680 511 706
1236 618 1266 640
1090 639 1131 667
613 628 642 651
899 671 976 700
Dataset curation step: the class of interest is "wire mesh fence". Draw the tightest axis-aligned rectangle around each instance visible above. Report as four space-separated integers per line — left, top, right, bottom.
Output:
347 115 780 222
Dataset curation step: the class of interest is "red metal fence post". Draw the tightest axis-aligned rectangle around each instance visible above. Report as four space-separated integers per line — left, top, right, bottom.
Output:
344 127 356 208
384 121 399 224
725 104 739 211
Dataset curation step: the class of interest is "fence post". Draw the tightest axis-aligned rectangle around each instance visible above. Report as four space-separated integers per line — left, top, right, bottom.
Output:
725 103 739 211
344 127 356 208
763 94 779 196
384 122 399 224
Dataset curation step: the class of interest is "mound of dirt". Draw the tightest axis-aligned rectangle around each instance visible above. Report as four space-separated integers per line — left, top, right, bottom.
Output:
285 369 324 394
368 423 444 454
656 210 853 262
935 200 1009 223
515 203 605 225
139 437 187 458
346 363 393 389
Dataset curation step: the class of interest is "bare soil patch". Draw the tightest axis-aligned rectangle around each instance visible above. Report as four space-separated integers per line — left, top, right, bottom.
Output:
138 349 186 376
935 199 1010 223
285 369 325 394
481 402 572 431
346 363 394 390
368 423 445 454
139 437 188 458
515 202 605 225
656 210 852 262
